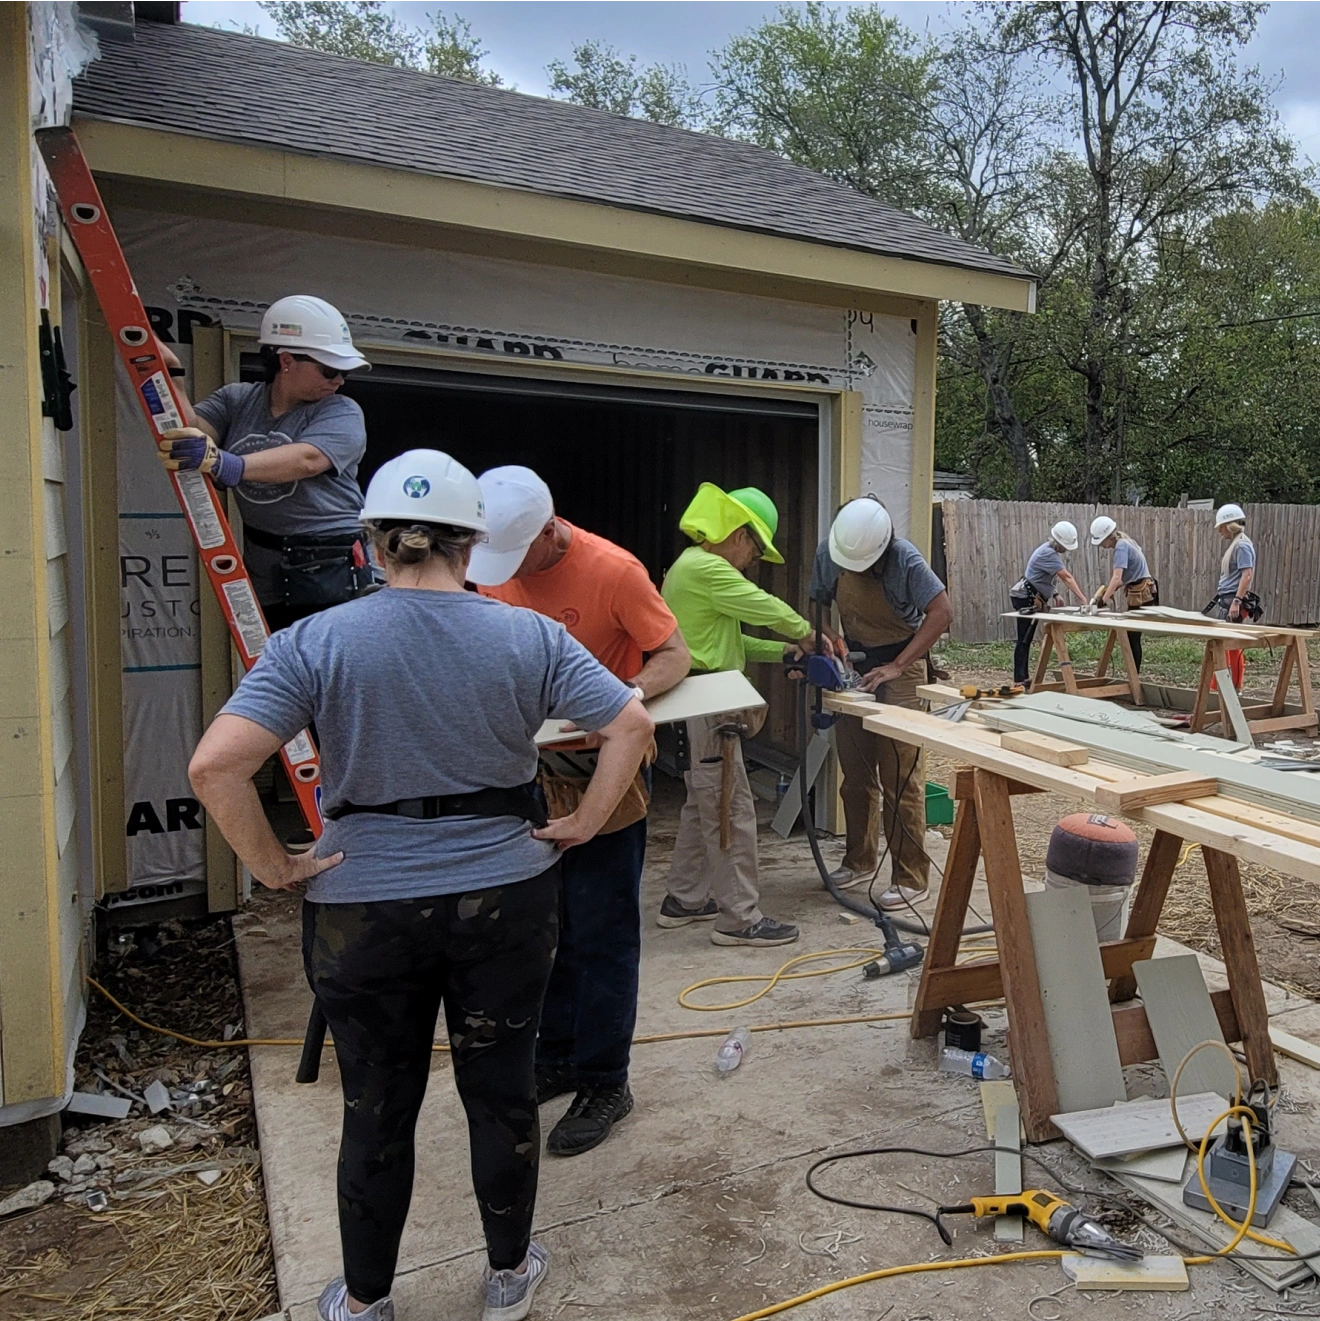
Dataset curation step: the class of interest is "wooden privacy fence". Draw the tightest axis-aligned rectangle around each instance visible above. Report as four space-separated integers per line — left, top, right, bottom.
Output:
942 500 1320 642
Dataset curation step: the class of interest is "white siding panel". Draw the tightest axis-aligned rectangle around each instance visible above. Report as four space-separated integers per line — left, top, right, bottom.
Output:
46 553 69 636
43 480 67 559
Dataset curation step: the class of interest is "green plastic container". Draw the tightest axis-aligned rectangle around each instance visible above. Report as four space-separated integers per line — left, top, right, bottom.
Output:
925 781 955 827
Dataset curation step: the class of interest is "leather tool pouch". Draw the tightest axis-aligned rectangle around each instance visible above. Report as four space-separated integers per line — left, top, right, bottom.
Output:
539 741 657 835
849 639 909 672
1125 577 1159 609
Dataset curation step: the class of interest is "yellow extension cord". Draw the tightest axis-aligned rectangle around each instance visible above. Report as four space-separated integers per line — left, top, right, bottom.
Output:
90 958 1289 1319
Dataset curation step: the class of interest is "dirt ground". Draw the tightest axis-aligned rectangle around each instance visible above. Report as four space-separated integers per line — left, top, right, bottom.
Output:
3 633 1319 1320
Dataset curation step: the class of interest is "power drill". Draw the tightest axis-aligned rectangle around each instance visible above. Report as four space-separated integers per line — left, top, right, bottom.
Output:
938 1190 1142 1261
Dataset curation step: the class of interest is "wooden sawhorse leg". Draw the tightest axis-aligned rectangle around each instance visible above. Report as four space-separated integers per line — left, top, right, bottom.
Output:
912 771 1278 1142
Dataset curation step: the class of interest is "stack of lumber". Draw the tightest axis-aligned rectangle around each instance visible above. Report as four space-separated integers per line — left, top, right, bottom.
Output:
977 692 1320 825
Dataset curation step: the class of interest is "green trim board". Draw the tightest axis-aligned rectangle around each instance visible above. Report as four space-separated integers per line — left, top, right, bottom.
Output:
1025 886 1126 1115
1132 956 1238 1101
979 693 1320 825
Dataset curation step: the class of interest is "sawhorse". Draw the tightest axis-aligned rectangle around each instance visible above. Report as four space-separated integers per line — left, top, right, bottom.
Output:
910 766 1276 1142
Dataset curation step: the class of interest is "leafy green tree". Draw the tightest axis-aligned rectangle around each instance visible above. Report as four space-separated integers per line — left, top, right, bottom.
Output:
712 3 936 212
258 2 502 84
998 1 1298 499
546 40 704 126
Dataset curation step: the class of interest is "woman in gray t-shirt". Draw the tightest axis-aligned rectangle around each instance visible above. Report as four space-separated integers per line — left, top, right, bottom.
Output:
156 295 375 632
188 450 653 1321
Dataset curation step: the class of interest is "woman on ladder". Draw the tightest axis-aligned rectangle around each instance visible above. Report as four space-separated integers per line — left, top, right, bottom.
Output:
1088 516 1158 671
1009 521 1089 686
1205 502 1262 689
188 450 654 1321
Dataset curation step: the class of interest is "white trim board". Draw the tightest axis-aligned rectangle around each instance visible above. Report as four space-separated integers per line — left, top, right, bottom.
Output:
535 670 765 746
1053 1092 1226 1160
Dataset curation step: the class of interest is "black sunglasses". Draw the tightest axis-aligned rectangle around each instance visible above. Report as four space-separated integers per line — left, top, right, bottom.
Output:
291 354 350 380
743 524 767 558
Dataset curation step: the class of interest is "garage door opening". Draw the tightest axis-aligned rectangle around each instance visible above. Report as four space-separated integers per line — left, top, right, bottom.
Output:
239 358 822 761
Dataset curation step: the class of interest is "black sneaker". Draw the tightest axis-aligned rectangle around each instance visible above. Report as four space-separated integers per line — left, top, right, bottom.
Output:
546 1083 634 1157
535 1063 576 1107
710 917 800 947
656 895 718 928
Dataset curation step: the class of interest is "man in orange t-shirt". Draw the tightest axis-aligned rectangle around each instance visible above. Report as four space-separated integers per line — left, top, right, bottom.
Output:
469 466 690 1159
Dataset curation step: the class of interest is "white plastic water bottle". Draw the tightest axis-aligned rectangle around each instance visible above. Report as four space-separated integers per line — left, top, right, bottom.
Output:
715 1028 751 1075
939 1046 1011 1080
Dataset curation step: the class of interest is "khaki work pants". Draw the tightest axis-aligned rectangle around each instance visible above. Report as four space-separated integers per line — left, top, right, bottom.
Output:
834 662 928 892
666 707 766 930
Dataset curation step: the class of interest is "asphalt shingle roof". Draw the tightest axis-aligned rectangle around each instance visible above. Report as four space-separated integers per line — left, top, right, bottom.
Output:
74 20 1032 283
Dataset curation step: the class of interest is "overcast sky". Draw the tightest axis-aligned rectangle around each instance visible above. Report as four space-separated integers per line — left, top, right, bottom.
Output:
180 1 1320 157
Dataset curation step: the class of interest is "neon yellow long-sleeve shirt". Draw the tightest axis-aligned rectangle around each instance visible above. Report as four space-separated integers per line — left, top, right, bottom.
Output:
661 545 811 673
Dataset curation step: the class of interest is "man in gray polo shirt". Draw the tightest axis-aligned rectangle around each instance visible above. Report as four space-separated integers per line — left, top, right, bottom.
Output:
809 497 952 910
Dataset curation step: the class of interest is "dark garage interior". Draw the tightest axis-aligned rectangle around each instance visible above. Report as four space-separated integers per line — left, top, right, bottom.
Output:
240 359 822 760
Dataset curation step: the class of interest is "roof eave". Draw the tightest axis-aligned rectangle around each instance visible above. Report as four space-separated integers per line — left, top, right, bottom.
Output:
73 115 1038 313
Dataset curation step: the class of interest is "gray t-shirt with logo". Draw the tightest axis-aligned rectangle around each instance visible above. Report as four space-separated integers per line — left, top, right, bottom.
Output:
1217 535 1257 598
221 588 633 903
195 382 367 602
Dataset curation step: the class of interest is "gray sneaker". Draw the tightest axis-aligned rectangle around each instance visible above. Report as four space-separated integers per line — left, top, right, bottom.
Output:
656 895 718 928
711 917 800 947
482 1241 549 1321
317 1278 393 1321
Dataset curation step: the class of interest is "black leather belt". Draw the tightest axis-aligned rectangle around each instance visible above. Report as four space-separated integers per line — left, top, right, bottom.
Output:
243 525 364 552
326 781 548 827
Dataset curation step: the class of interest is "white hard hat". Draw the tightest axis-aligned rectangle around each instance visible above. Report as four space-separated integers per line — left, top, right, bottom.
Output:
1215 502 1246 528
1090 515 1117 545
466 466 555 586
260 295 370 372
360 450 487 532
829 497 894 572
1051 520 1079 551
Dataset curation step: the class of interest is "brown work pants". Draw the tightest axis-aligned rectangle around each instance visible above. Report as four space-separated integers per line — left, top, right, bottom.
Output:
834 662 928 892
667 707 766 930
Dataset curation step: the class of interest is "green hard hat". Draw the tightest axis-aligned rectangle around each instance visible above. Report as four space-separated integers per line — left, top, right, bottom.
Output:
728 487 779 539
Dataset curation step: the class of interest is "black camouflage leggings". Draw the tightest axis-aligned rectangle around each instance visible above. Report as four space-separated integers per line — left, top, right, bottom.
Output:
303 864 561 1303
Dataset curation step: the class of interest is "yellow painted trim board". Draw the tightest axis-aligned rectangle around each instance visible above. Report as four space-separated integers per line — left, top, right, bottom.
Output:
74 119 1037 312
909 300 938 556
1270 1024 1320 1069
0 5 63 1102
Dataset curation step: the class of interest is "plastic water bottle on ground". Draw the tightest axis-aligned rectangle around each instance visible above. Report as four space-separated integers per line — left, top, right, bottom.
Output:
939 1046 1011 1080
715 1028 751 1075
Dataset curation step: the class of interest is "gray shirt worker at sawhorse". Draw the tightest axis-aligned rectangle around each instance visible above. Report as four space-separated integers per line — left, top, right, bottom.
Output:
1112 537 1150 586
1021 542 1067 600
809 537 946 622
195 383 367 603
1218 538 1257 598
221 588 633 903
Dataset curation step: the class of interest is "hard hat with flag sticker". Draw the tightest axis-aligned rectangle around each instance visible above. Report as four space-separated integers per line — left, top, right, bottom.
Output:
259 295 370 372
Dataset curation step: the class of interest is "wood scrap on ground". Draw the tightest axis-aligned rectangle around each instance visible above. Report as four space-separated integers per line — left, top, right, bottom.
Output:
1052 1092 1226 1160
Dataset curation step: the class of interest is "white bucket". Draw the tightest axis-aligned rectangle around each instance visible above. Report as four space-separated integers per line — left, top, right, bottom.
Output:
1044 867 1128 943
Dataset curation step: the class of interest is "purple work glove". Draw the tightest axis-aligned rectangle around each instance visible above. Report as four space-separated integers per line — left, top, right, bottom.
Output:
157 428 246 488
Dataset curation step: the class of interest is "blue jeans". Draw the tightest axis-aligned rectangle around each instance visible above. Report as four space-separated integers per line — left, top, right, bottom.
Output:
536 815 647 1088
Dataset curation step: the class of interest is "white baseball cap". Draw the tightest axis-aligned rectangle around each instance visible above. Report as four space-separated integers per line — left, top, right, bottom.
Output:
466 465 555 586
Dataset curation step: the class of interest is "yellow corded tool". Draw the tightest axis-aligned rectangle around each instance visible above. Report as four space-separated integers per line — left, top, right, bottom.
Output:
959 683 1024 700
936 1190 1143 1261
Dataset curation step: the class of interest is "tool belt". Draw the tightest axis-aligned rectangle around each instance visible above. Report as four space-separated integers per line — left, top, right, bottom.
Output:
847 638 910 671
1204 590 1263 623
538 743 656 835
1124 576 1159 609
243 524 375 609
326 779 548 827
1010 580 1049 613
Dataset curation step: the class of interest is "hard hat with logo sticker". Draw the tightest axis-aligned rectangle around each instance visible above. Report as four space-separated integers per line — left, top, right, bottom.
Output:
360 450 487 532
1050 520 1079 551
1090 515 1117 545
259 295 370 372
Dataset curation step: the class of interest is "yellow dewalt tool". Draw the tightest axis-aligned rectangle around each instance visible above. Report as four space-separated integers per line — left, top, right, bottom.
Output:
937 1189 1142 1260
959 683 1025 701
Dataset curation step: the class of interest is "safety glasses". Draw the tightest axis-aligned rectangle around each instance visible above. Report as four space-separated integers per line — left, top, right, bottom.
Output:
743 524 767 559
291 354 350 380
